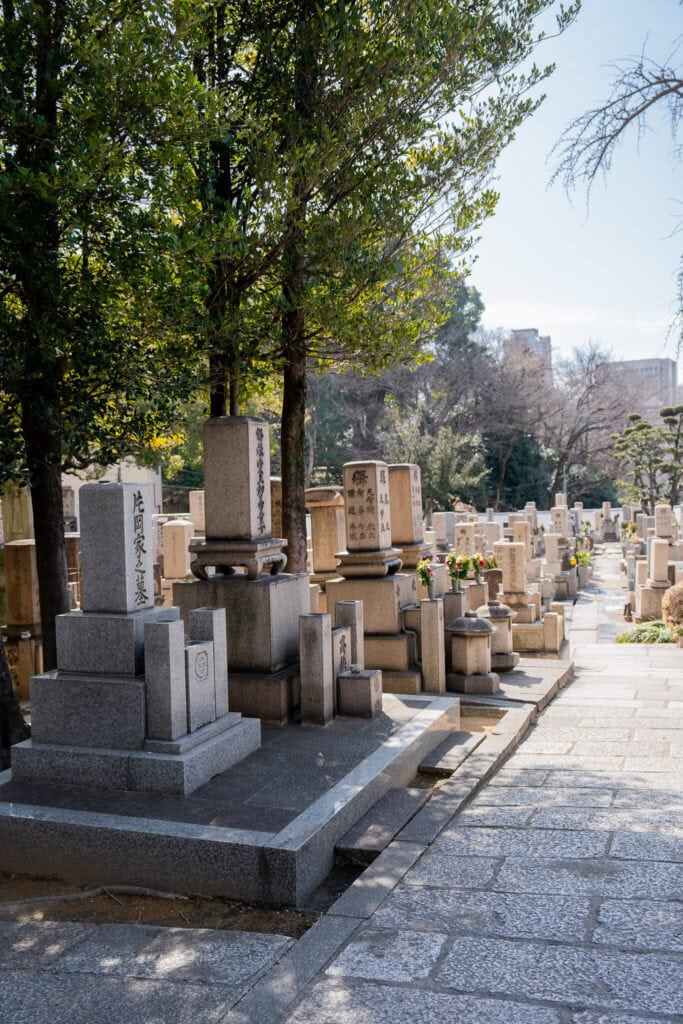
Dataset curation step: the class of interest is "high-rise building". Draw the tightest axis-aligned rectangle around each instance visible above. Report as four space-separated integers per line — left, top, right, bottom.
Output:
503 328 553 385
600 358 678 422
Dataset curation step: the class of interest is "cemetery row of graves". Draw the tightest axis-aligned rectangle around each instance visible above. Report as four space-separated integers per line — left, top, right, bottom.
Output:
0 414 681 903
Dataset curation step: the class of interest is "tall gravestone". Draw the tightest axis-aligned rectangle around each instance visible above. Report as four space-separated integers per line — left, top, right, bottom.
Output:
326 461 421 693
388 464 430 569
12 482 260 794
174 417 310 725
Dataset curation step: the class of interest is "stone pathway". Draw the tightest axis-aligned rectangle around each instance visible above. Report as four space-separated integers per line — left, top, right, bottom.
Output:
275 546 683 1023
2 545 682 1023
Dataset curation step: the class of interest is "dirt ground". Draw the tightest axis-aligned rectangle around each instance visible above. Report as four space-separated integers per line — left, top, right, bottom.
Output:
0 873 320 937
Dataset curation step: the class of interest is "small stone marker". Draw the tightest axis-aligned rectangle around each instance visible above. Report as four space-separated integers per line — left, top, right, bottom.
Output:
189 607 229 718
337 668 383 718
162 519 194 579
189 490 205 533
299 613 334 726
185 642 216 732
388 463 424 544
420 598 446 693
144 618 188 741
334 600 365 668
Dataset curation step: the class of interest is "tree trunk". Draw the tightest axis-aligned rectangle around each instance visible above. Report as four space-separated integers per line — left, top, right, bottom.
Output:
0 639 30 771
21 404 70 670
281 305 308 573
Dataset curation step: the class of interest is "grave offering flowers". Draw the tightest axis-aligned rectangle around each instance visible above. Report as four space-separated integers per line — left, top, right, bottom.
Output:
416 559 436 589
446 553 470 580
473 551 486 582
483 556 498 570
575 549 592 566
569 556 577 568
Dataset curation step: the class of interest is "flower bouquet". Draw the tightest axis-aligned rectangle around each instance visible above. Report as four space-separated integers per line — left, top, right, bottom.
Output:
446 553 470 592
416 558 437 597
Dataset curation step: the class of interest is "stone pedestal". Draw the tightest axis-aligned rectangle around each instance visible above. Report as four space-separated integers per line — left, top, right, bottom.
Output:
337 668 383 717
305 486 345 586
420 598 446 693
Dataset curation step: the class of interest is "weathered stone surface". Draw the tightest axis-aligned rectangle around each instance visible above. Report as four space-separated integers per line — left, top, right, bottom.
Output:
594 898 683 952
79 482 154 614
144 617 188 741
343 461 392 552
3 539 40 627
337 669 382 719
402 851 500 890
56 605 179 676
300 613 333 726
189 607 229 718
203 417 272 541
326 927 446 982
185 641 216 732
336 788 429 862
372 887 590 942
438 825 608 859
326 574 417 635
388 464 423 545
30 671 146 750
494 858 683 900
436 936 681 1015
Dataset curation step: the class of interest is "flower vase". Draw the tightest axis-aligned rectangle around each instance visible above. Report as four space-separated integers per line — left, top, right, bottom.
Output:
450 578 460 593
427 583 436 600
475 574 484 585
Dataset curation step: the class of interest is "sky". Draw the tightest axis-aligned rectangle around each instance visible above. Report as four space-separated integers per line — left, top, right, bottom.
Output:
471 0 682 368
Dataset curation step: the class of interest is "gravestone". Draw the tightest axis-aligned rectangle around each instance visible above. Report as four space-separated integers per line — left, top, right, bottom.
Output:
12 482 260 794
388 464 430 568
454 523 476 557
655 504 674 541
174 417 309 725
1 484 34 543
305 485 346 589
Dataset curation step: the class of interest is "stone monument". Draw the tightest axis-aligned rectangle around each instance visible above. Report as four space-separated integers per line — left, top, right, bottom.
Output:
12 482 260 795
174 418 310 726
387 464 431 569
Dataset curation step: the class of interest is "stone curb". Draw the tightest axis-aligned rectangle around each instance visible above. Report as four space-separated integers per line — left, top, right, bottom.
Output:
223 701 536 1023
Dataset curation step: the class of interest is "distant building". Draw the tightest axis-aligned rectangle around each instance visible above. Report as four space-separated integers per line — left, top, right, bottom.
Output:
599 358 678 422
503 328 553 385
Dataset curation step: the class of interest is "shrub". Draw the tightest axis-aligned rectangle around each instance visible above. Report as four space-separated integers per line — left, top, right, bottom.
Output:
661 581 683 631
615 620 674 644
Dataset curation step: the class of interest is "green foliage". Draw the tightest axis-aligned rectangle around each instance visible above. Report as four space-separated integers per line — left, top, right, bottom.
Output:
661 581 683 631
612 408 683 511
615 621 675 644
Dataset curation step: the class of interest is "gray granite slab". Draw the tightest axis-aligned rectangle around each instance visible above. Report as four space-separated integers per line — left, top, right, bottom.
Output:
401 850 501 889
328 841 426 919
47 923 291 985
437 825 609 859
545 770 683 790
475 786 614 807
0 921 89 970
529 806 682 833
572 1014 681 1024
369 886 590 941
436 936 681 1015
594 898 683 952
488 767 549 787
282 980 563 1024
453 804 535 827
325 927 447 982
609 830 682 862
494 858 683 899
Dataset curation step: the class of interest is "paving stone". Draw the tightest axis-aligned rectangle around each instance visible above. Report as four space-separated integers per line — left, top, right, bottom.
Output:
613 788 683 809
572 740 671 758
402 851 500 890
609 831 682 863
370 886 590 942
625 757 683 772
437 825 608 859
282 979 563 1024
572 1013 681 1024
436 936 681 1015
488 768 549 787
453 805 534 827
518 737 576 754
494 858 683 899
545 770 683 790
0 921 88 970
0 968 235 1024
474 786 613 807
513 754 626 771
530 806 681 833
594 898 683 952
325 928 446 983
418 731 485 774
48 923 291 986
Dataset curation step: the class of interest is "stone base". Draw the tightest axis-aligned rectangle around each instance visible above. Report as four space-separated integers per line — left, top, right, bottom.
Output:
228 667 300 726
365 633 417 671
337 669 383 717
446 671 501 695
636 585 665 621
512 613 563 654
174 573 309 673
11 717 261 796
492 651 520 672
380 669 423 694
55 606 180 676
335 548 403 578
188 537 287 580
395 541 432 570
325 573 417 634
30 671 146 751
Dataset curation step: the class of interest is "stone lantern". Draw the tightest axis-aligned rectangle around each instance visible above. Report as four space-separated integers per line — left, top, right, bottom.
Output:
476 600 519 672
446 611 501 694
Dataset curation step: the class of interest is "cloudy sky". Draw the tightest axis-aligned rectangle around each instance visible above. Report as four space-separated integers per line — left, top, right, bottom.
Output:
471 0 681 366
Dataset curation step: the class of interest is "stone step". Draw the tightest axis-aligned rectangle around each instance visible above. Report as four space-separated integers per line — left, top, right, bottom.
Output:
336 787 431 865
418 730 486 775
